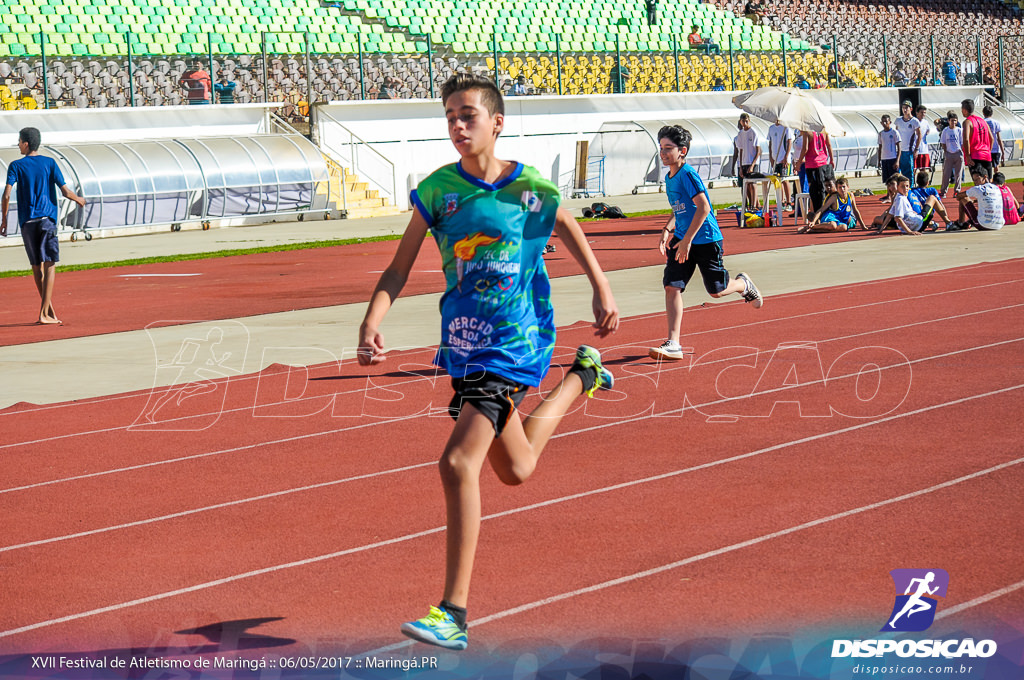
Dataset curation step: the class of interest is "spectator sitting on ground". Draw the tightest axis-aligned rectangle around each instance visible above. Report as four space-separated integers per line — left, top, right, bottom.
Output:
874 174 926 235
908 169 952 230
800 176 867 232
991 172 1020 226
687 25 720 54
953 167 1004 231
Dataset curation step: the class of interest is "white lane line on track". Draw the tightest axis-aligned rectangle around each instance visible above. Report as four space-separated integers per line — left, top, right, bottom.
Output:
4 336 1023 548
363 457 1024 657
934 579 1024 621
1 383 1020 640
3 289 1022 456
1 266 1018 424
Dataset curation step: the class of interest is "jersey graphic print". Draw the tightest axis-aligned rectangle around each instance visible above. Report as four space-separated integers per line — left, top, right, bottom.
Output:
882 569 949 632
411 162 560 387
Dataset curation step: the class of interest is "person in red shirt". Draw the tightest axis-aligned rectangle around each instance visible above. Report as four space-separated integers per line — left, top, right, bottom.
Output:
179 59 211 105
687 26 720 54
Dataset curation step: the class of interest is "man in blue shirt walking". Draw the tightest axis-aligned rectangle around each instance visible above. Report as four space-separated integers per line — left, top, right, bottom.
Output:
1 127 87 324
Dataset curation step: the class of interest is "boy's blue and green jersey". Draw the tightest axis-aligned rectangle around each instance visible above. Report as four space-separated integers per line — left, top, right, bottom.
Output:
411 161 560 387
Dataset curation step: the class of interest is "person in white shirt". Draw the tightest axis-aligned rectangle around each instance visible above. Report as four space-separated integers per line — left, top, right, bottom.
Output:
939 112 963 197
914 105 935 174
983 105 1004 174
894 101 921 179
875 174 924 235
877 114 901 185
733 113 762 209
767 119 794 208
954 167 1005 231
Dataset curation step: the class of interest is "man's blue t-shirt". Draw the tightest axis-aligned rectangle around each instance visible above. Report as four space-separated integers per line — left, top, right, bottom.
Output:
6 155 65 226
909 186 939 215
411 162 560 387
665 163 722 244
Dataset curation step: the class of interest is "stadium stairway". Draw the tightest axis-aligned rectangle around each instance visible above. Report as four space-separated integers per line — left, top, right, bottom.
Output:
321 154 403 219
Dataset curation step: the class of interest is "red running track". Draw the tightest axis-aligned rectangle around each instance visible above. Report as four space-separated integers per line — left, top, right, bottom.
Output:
0 206 908 347
0 259 1022 665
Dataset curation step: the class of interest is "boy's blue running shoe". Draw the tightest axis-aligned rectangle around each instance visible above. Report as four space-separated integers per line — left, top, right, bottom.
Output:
400 606 468 650
572 345 614 397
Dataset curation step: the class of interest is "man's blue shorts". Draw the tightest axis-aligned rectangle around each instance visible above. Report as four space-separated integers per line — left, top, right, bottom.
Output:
21 217 59 266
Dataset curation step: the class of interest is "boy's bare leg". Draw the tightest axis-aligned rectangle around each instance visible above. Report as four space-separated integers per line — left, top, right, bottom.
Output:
486 372 586 487
439 406 498 609
665 286 683 343
34 262 59 324
713 276 747 298
927 196 949 224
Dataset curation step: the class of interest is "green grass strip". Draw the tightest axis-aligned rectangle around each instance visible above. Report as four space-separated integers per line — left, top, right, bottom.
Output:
0 234 404 279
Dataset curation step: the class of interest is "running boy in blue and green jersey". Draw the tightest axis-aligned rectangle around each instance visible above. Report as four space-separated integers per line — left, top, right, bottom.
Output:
358 74 619 650
650 125 763 361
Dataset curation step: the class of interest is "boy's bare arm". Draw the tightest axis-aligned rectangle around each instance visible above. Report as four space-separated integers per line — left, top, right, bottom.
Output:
554 207 619 337
60 184 87 208
358 211 430 364
1 185 10 236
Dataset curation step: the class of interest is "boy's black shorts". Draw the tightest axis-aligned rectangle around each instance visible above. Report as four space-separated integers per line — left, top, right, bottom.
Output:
448 371 529 436
663 238 730 293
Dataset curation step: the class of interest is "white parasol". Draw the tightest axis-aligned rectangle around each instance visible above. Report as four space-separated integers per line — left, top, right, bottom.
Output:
732 86 848 136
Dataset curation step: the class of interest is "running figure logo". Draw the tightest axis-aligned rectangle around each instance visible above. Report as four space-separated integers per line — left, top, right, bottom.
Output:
132 321 249 431
881 569 949 632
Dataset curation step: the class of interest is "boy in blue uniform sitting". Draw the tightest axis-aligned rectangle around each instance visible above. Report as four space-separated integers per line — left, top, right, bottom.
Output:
357 74 619 650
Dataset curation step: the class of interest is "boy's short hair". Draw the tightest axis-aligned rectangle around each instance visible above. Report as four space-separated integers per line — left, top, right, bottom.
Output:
441 73 504 116
891 173 909 185
947 111 958 121
18 127 41 152
835 176 849 187
881 114 891 123
739 113 750 122
992 172 1006 185
657 125 692 151
970 166 989 179
915 170 930 187
961 98 975 115
982 105 993 117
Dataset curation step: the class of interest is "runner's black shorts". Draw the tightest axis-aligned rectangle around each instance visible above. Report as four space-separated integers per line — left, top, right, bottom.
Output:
663 237 730 294
448 371 529 436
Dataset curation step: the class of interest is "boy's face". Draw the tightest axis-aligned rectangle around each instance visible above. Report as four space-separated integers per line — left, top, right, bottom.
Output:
881 118 891 129
445 89 502 157
740 118 750 130
836 182 849 196
658 139 687 166
897 181 910 195
948 117 958 127
902 105 912 118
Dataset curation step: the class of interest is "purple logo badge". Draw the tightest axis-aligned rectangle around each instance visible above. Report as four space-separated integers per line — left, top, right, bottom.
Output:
881 569 949 632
